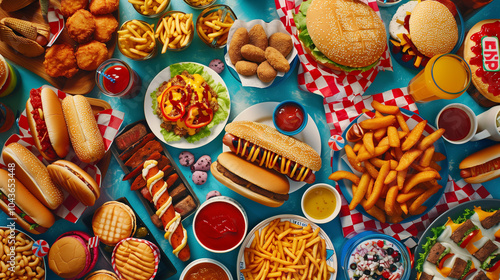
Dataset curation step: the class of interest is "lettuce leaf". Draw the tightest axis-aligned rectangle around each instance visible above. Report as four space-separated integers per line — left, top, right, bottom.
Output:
151 63 230 143
292 0 378 72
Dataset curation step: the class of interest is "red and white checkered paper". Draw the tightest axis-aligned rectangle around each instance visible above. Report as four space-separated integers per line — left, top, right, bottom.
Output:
46 8 64 47
275 0 393 101
0 85 125 223
328 87 492 248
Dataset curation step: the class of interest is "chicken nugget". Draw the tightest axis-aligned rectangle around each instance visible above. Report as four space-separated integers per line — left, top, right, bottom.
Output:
269 32 293 57
257 61 277 83
43 43 79 78
76 41 109 71
228 27 249 65
67 9 95 44
249 24 268 51
241 44 266 63
60 0 88 18
235 61 258 76
265 47 290 73
94 14 118 43
89 0 119 15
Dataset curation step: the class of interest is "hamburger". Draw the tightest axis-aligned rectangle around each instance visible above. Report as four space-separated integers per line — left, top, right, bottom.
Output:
389 0 459 68
85 270 120 280
294 0 387 72
92 201 137 246
463 19 500 106
48 160 100 206
26 87 70 161
48 231 99 279
0 169 55 234
211 152 290 207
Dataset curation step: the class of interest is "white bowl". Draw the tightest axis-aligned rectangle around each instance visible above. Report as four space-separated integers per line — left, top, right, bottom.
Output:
376 0 403 7
193 196 248 253
301 183 341 224
180 258 233 280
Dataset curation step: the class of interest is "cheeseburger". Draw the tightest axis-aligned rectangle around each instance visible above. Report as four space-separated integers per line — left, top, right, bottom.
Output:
211 152 290 207
294 0 387 72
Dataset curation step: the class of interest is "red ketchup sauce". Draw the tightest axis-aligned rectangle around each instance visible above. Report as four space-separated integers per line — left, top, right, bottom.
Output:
194 201 245 251
103 65 130 94
469 21 500 96
438 107 472 141
275 103 305 132
185 262 229 280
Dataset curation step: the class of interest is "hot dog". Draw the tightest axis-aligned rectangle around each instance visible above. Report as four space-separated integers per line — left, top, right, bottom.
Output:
142 159 190 261
459 144 500 183
223 131 318 184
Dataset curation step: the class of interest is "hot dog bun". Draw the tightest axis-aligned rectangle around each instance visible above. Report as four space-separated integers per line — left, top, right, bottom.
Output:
26 87 70 161
1 143 63 210
459 144 500 183
0 169 55 234
211 152 290 207
463 19 500 104
225 121 321 171
48 160 100 206
62 95 105 163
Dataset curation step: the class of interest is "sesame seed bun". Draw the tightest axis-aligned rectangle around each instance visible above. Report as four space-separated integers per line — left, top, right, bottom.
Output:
463 19 500 103
225 121 322 171
409 0 458 58
305 0 386 68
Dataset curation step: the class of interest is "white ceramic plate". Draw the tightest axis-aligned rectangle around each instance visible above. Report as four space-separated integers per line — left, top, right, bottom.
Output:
223 102 321 193
144 62 231 149
237 214 337 280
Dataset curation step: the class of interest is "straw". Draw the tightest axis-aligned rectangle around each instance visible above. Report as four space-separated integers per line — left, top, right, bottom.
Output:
97 70 116 83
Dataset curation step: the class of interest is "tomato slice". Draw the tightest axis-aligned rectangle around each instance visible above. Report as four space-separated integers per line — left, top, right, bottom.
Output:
185 103 213 129
461 268 477 279
487 258 500 272
438 253 454 270
460 229 479 248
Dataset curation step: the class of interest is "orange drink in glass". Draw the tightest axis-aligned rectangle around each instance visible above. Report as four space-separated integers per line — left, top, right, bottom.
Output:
408 54 471 103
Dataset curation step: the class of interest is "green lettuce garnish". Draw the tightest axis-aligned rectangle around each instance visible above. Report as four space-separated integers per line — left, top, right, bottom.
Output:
293 0 379 72
151 63 230 144
460 260 472 279
416 207 500 272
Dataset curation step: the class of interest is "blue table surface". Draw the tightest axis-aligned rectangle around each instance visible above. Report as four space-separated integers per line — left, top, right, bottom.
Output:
1 0 500 279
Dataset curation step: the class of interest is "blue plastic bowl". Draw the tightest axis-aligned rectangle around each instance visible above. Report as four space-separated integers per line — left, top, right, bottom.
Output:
273 100 308 136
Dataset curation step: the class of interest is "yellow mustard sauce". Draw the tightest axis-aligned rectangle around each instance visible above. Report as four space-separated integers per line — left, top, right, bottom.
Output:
303 187 336 220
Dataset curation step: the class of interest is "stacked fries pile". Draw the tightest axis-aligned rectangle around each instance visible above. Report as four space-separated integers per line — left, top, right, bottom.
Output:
330 101 446 224
118 20 156 59
197 9 234 47
241 218 335 280
129 0 170 16
156 12 193 53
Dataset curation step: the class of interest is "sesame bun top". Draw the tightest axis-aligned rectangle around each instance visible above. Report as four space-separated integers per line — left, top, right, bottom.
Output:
409 0 458 58
305 0 387 68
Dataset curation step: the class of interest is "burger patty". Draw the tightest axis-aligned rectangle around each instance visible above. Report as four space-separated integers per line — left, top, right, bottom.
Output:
216 162 289 202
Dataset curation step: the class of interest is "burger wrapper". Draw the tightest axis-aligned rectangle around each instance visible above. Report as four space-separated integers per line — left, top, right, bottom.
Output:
224 19 298 88
327 87 492 248
111 238 160 280
0 85 125 223
275 0 393 101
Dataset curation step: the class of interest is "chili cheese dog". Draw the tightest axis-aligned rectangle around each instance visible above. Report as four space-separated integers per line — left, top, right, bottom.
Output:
222 121 322 184
142 159 190 261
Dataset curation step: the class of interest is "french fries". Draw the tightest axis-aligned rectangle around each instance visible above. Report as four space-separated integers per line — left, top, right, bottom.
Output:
241 218 335 280
330 101 446 223
118 20 156 59
129 0 169 16
197 9 234 46
185 0 213 7
155 12 193 53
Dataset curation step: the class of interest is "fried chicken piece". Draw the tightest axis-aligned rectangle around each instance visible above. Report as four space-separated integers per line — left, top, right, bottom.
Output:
43 43 79 78
89 0 119 15
60 0 88 18
67 9 95 44
76 41 109 71
94 14 118 43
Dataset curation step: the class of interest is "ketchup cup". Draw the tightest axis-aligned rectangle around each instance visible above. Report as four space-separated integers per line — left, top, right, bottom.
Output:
96 59 141 99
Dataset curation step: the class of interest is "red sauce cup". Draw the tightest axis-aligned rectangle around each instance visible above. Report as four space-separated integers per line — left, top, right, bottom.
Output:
180 258 232 280
273 100 308 136
95 59 141 98
436 103 477 144
193 196 248 253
